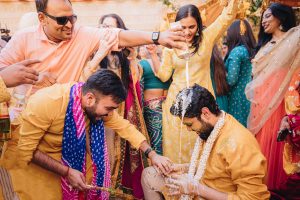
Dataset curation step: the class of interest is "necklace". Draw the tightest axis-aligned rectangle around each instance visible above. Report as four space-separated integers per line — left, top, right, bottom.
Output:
181 111 226 200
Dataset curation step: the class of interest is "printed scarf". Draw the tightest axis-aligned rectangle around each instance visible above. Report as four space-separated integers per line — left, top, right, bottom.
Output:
61 83 110 199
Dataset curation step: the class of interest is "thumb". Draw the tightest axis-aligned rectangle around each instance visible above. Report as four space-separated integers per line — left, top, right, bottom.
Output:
18 59 41 66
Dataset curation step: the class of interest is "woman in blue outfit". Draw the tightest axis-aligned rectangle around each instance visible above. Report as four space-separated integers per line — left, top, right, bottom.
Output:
225 19 256 127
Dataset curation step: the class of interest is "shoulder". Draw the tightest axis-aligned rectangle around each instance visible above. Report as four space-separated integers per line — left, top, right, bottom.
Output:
229 46 249 58
216 114 260 154
28 83 74 110
9 26 38 42
15 26 39 35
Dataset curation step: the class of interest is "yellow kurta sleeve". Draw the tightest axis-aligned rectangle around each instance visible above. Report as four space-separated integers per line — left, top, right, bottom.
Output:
220 132 269 200
103 110 146 149
156 48 174 82
204 0 238 45
0 76 10 103
17 89 61 167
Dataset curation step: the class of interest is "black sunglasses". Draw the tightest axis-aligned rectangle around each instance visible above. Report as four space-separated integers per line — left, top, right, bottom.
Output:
43 12 77 26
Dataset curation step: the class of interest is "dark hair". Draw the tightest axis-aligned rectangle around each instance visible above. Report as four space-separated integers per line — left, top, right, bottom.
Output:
225 20 256 60
98 13 130 90
256 3 296 52
99 13 128 30
35 0 71 12
82 69 127 103
175 4 203 55
170 84 221 118
210 45 229 95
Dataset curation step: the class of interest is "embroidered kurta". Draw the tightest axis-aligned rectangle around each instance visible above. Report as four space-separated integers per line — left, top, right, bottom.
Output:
0 83 146 200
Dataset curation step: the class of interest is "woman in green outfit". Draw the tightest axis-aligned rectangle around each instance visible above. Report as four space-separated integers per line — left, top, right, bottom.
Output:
225 19 256 127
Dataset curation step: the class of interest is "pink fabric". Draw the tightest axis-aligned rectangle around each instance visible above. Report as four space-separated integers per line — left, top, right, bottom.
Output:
0 25 120 83
122 76 145 199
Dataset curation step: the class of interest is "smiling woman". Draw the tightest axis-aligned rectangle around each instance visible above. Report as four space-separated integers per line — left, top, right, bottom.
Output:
245 2 299 193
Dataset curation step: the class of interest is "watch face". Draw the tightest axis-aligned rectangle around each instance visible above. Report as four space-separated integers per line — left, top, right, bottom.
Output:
153 32 159 40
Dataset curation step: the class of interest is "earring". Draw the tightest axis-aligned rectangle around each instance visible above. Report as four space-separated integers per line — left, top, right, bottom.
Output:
279 24 284 31
195 29 200 36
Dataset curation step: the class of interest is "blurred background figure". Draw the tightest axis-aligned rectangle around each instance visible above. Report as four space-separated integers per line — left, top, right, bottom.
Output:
210 44 229 112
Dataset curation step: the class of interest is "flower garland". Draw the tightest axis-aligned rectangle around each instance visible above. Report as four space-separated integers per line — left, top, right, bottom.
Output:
181 111 226 200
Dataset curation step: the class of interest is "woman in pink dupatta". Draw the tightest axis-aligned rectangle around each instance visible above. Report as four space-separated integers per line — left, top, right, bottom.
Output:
245 2 299 191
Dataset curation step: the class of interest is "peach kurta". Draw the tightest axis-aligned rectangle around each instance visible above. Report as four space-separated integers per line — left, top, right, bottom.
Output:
0 25 120 83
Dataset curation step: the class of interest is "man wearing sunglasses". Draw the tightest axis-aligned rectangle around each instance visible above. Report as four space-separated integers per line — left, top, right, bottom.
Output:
0 0 184 83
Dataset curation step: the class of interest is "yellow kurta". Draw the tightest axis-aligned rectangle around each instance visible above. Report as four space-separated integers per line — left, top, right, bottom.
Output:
157 1 238 163
164 114 270 200
283 70 300 175
0 83 146 200
201 114 269 200
0 76 10 103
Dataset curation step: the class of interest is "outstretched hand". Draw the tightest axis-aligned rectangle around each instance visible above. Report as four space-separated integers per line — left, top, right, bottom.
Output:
0 59 40 87
159 26 185 49
96 29 118 58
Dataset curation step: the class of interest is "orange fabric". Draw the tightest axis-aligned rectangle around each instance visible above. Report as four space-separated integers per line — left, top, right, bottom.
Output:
256 101 288 190
0 25 120 83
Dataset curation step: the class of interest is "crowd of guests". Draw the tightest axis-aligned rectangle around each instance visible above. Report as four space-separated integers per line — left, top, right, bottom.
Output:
0 0 299 199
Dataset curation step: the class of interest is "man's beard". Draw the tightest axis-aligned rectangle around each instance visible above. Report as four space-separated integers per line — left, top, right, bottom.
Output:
84 105 98 124
197 120 214 141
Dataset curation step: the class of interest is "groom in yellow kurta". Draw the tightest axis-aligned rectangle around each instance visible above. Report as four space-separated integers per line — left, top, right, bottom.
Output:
141 84 270 200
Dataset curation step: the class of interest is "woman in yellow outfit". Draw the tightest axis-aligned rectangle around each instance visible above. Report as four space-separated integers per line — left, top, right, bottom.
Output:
151 1 239 163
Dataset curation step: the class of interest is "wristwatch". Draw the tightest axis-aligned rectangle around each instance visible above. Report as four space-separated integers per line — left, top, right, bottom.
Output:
144 147 153 158
152 32 160 45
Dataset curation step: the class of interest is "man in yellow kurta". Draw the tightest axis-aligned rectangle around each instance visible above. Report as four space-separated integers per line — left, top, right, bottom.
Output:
0 69 172 200
141 84 270 200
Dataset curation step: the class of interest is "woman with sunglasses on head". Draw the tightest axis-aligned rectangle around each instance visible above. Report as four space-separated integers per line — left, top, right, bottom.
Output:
80 13 149 200
224 19 256 127
150 0 240 164
245 2 299 193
